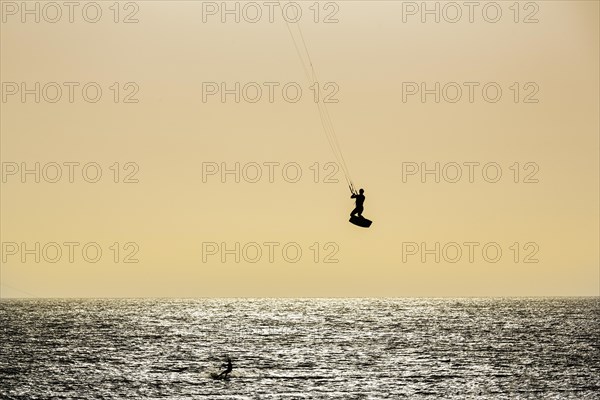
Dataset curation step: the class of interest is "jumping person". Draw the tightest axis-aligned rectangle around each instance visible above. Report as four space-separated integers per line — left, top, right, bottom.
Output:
350 188 366 218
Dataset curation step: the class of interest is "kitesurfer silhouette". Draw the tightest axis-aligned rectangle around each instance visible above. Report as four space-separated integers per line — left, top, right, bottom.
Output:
217 356 233 379
350 188 365 218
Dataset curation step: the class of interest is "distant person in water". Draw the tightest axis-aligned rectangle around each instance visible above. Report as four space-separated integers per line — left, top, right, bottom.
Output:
218 356 233 379
350 188 365 218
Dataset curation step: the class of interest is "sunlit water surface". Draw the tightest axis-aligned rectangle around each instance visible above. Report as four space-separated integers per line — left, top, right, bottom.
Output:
1 298 598 399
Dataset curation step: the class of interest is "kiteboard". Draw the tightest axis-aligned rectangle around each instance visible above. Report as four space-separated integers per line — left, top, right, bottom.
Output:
210 372 230 380
350 215 372 228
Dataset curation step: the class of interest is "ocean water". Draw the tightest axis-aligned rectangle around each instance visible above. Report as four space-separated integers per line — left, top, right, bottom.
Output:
1 298 598 399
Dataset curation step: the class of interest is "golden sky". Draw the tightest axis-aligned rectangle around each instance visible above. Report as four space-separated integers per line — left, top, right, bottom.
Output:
1 1 598 297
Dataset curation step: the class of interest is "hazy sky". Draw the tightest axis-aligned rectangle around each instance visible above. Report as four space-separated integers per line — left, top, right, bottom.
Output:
1 1 598 297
